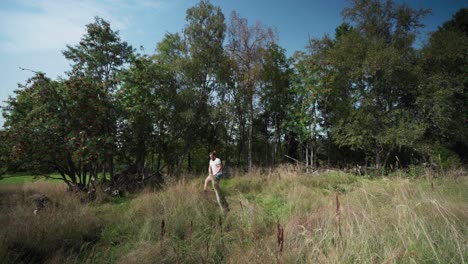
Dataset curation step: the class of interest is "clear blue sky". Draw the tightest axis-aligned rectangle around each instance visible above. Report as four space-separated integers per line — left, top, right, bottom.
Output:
0 0 466 128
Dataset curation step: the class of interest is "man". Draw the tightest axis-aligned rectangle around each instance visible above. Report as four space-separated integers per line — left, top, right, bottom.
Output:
204 150 223 192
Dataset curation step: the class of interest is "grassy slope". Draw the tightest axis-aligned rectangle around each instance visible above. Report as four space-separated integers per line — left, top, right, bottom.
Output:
0 168 467 263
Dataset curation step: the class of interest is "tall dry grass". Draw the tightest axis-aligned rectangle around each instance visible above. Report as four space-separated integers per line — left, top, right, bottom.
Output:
0 167 466 263
113 167 467 263
0 180 116 264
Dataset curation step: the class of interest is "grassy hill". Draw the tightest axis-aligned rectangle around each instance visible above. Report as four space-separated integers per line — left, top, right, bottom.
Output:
1 167 467 263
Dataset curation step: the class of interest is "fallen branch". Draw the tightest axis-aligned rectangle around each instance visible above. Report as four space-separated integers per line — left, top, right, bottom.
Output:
284 155 318 171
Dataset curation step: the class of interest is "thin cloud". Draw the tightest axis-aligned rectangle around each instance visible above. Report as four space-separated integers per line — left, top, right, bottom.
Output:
0 0 164 53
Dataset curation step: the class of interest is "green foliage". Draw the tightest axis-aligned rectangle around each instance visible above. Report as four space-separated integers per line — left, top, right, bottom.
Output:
226 10 275 170
42 77 107 183
152 0 230 175
288 49 336 141
430 146 462 169
309 0 434 167
2 17 134 187
184 0 226 78
117 55 177 169
418 8 468 149
2 2 467 181
439 8 468 35
62 16 133 90
258 43 293 163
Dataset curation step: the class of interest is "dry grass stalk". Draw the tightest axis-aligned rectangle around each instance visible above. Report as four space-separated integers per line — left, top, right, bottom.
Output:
335 192 340 215
205 240 210 263
160 219 165 240
218 216 223 235
277 223 284 255
335 192 342 237
188 220 193 242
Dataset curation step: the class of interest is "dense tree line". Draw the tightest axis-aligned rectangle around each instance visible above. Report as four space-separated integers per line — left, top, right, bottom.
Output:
1 1 466 188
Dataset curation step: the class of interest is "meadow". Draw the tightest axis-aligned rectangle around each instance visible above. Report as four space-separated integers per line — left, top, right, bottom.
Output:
0 166 467 264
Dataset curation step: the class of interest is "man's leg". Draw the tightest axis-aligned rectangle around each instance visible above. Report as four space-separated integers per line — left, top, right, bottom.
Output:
204 175 212 191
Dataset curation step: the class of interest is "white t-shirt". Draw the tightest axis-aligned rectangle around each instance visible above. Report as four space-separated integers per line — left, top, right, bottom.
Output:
210 158 222 176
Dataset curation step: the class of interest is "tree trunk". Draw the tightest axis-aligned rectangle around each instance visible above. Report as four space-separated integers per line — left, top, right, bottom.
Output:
327 131 331 166
135 142 146 171
248 101 253 172
238 120 245 166
274 118 281 165
383 147 394 168
102 164 107 182
375 149 381 169
109 156 115 183
311 147 314 170
188 152 192 173
311 101 317 170
174 141 190 177
156 153 161 172
264 112 269 166
54 164 73 190
273 137 278 165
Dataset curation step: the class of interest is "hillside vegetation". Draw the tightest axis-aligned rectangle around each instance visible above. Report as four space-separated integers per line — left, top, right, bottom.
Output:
1 167 467 263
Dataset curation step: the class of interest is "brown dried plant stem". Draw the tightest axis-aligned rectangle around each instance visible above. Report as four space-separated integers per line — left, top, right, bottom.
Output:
335 192 342 238
277 223 284 256
160 219 165 240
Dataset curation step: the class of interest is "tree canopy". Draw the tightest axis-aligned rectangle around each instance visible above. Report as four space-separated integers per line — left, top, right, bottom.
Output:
1 2 466 183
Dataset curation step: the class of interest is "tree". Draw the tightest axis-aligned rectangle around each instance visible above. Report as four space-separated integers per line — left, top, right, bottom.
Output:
417 8 468 164
118 54 177 172
226 11 275 171
309 0 430 168
63 17 133 92
62 16 133 181
287 46 336 169
169 0 227 176
0 129 9 174
259 43 293 164
2 73 111 190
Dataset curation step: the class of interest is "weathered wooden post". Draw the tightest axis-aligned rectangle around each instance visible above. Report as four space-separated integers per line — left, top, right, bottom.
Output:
212 180 229 214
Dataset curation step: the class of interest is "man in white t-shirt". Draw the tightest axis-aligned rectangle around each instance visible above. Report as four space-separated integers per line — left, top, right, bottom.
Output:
204 150 223 192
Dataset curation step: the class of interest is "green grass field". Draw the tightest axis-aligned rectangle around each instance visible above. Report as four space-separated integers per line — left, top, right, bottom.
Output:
1 167 467 263
0 173 105 185
0 174 63 184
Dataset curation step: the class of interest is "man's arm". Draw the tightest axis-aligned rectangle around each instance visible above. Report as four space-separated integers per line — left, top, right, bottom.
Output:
208 164 212 176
